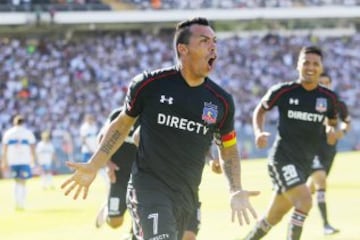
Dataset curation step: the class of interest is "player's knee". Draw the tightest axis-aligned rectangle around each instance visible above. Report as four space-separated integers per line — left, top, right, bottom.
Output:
294 194 312 213
182 231 197 240
107 217 124 229
311 171 327 190
268 209 288 226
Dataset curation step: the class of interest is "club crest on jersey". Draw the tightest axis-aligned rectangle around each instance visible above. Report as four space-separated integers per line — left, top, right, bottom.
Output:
315 98 327 113
202 102 218 124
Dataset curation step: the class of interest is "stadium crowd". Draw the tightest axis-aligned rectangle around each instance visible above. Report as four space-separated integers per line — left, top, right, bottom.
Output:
1 0 359 11
123 0 360 10
0 31 359 163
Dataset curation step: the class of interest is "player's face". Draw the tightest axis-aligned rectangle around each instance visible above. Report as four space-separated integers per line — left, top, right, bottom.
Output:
319 76 331 89
297 52 323 85
181 24 217 78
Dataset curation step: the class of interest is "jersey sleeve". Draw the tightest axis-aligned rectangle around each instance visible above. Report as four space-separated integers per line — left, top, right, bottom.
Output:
326 91 340 120
260 82 284 111
338 100 351 123
218 94 237 148
124 72 147 117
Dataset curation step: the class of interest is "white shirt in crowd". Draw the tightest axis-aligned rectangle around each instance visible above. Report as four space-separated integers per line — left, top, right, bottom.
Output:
80 122 98 154
36 141 55 165
2 125 36 165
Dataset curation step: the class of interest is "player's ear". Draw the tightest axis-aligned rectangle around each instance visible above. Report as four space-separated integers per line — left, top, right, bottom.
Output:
177 43 188 56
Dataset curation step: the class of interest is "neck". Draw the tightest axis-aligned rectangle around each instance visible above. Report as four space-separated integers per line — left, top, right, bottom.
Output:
298 79 318 91
178 64 205 87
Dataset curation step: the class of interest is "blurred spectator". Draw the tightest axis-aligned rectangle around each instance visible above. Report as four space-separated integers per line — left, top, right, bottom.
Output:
36 130 57 190
122 0 359 9
1 115 36 210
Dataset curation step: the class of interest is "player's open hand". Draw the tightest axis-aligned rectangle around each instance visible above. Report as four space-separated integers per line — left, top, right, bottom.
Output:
255 132 270 149
61 161 97 200
230 190 260 225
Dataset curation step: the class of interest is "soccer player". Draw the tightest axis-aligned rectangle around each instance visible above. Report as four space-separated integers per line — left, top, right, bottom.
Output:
1 115 36 210
36 130 56 190
61 17 259 240
95 107 139 237
96 110 219 240
244 46 339 240
307 72 351 235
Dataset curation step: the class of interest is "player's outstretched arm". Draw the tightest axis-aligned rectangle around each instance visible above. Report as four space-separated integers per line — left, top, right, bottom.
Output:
61 111 137 200
253 103 270 149
219 144 260 226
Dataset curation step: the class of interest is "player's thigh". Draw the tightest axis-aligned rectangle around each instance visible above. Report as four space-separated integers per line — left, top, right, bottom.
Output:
182 230 197 240
283 184 312 212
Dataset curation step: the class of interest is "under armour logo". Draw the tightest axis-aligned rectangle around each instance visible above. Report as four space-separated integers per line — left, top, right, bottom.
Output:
160 95 174 105
289 98 299 105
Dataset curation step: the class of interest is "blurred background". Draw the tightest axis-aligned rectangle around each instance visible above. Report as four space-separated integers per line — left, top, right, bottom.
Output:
0 0 359 175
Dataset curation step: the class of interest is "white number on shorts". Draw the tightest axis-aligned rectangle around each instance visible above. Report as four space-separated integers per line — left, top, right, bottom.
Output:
281 164 298 182
148 213 159 235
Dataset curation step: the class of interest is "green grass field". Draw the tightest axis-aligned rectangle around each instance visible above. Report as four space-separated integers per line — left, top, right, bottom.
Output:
1 151 359 240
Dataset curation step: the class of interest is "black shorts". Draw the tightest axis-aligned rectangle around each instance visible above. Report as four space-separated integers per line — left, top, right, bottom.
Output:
127 187 191 240
268 161 309 194
107 168 131 218
311 144 336 175
186 202 201 235
126 168 199 239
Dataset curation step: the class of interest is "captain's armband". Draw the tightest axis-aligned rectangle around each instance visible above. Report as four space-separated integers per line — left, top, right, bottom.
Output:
221 131 237 148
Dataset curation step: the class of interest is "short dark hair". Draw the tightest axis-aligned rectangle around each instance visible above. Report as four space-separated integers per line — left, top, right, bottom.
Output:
173 17 211 57
299 46 323 59
13 115 24 125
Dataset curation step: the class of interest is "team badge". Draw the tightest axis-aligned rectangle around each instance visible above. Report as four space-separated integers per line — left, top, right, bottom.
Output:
202 102 218 124
315 98 327 113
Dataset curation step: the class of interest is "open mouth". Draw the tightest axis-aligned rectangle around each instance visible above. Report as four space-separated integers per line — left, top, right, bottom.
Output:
208 57 216 68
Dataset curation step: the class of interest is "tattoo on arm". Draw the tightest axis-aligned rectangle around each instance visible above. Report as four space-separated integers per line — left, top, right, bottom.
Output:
223 160 236 190
100 130 121 154
221 148 241 192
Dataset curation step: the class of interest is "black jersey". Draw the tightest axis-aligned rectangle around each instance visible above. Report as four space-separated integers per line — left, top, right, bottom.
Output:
262 81 338 166
125 66 235 208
